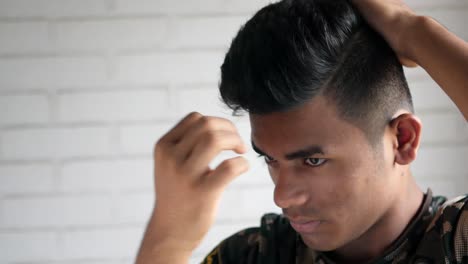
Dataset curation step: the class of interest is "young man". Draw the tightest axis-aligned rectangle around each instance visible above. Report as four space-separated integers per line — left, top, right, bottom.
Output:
136 0 468 263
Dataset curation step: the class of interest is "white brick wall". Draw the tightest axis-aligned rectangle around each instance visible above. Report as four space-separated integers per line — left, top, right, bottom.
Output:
57 90 169 122
0 0 466 263
55 18 168 51
0 56 109 89
2 126 113 159
0 94 50 125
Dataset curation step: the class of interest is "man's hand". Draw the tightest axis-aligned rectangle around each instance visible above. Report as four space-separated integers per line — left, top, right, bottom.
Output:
352 0 468 120
351 0 418 67
136 112 249 263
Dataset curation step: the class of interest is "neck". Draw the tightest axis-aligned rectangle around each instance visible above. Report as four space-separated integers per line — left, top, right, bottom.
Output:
328 172 424 263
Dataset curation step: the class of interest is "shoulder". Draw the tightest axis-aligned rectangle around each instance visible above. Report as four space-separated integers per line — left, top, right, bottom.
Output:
201 213 296 264
429 194 468 233
450 195 468 263
200 226 261 264
426 194 468 263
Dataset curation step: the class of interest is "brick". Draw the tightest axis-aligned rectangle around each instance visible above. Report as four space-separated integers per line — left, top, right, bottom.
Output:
1 195 113 227
0 94 49 125
0 163 54 194
58 90 169 122
1 127 112 160
114 51 224 85
113 192 154 224
119 124 171 154
0 56 107 89
114 0 468 16
176 87 233 118
409 80 458 111
55 18 167 51
61 159 153 192
0 232 58 262
114 0 227 15
54 261 130 264
418 112 468 144
62 227 143 259
224 0 283 13
0 21 50 54
0 0 109 18
165 16 247 49
56 261 130 264
412 146 468 176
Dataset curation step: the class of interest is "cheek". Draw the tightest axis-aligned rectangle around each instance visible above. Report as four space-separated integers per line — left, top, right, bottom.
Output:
331 161 392 229
319 160 363 199
315 159 382 222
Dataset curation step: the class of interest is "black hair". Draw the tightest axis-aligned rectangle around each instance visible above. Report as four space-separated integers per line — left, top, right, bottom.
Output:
219 0 413 145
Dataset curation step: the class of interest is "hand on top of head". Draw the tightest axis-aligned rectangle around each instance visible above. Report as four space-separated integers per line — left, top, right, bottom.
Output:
350 0 419 67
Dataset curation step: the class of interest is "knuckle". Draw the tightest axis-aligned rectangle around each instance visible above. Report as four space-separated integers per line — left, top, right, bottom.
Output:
187 111 202 120
222 160 238 174
199 116 217 130
154 138 165 153
154 142 167 160
225 119 236 129
204 131 220 148
154 136 176 156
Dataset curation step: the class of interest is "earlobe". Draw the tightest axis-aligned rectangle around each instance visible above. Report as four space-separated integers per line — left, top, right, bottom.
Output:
389 113 422 165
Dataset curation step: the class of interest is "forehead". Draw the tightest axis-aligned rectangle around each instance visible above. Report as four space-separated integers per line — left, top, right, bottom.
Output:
249 96 367 152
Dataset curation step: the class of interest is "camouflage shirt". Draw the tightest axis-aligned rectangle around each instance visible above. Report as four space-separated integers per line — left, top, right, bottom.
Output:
201 190 468 264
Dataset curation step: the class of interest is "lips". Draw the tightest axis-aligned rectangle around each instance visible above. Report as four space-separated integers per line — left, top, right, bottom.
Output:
288 219 321 233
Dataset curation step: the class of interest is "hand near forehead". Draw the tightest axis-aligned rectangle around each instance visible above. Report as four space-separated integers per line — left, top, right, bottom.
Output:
351 0 468 120
135 112 249 264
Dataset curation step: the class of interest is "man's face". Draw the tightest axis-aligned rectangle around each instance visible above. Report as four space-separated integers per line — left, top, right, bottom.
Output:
249 96 400 251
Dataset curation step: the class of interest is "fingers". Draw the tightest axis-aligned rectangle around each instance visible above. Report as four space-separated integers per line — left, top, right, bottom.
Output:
157 113 248 180
185 130 247 176
150 113 250 252
351 0 418 61
204 156 250 189
175 116 242 161
158 112 203 145
398 55 419 68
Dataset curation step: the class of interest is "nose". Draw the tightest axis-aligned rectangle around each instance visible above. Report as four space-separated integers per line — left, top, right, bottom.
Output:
273 168 307 209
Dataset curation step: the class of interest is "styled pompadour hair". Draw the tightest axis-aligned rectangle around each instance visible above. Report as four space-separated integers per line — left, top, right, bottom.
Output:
219 0 413 144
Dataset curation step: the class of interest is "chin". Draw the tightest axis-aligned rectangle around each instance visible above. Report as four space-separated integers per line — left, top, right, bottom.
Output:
300 233 343 252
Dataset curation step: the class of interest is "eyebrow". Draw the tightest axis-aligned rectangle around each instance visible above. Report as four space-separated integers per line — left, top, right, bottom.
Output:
251 141 325 160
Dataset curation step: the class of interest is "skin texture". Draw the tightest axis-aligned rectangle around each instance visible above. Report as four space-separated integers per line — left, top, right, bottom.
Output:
135 1 468 263
250 96 423 262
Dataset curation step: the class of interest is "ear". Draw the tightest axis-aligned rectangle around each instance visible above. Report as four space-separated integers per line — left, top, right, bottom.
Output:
389 113 422 165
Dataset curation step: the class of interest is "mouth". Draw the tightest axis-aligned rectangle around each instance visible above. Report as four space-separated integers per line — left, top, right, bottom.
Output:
288 219 322 234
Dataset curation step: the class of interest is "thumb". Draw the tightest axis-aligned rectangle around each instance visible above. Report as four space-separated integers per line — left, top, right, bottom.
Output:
204 156 250 189
398 55 419 68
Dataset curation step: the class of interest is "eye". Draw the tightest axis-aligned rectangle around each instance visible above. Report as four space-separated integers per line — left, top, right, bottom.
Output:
304 158 327 167
258 154 276 164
